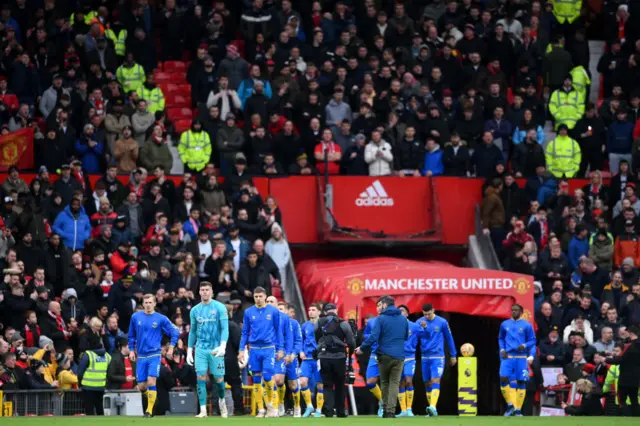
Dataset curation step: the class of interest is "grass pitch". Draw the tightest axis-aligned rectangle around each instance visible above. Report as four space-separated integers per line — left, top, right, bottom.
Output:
0 416 636 426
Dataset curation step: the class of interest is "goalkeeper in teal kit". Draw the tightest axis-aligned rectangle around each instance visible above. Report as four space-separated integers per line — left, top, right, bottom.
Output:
187 282 230 418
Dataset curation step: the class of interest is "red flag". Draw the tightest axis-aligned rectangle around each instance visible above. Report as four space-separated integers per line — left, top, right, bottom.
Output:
0 127 34 171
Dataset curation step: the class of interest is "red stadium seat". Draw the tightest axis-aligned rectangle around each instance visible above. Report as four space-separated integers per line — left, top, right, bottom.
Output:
164 61 186 73
165 93 191 108
167 107 193 121
174 118 191 134
169 71 187 83
177 83 192 94
154 71 173 83
159 83 180 94
156 61 163 71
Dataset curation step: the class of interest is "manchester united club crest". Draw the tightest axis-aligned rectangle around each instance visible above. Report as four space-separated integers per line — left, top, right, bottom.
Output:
346 310 357 320
521 309 533 321
514 277 531 295
347 278 364 295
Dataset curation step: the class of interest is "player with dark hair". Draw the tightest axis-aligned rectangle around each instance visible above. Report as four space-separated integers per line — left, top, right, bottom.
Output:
418 303 457 417
300 303 324 417
397 305 424 417
239 287 284 417
187 281 230 418
499 304 536 416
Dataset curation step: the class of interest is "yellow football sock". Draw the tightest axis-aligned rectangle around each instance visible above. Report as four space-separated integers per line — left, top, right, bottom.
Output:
431 389 440 408
302 389 312 406
515 389 526 410
398 391 407 412
500 385 512 405
146 390 157 415
293 388 301 408
266 379 276 406
370 384 382 402
316 390 324 410
277 384 286 406
407 389 414 409
254 384 264 411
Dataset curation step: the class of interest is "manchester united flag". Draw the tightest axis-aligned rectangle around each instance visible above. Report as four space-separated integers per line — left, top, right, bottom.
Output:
0 128 34 171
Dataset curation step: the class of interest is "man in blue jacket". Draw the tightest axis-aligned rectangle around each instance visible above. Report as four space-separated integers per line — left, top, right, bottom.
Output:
52 198 92 251
568 224 590 270
356 296 408 418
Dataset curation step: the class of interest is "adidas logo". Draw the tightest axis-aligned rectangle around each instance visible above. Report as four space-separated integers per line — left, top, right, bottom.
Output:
356 180 394 207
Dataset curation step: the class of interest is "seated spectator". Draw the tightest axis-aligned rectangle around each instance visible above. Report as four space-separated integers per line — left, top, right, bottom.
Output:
539 326 567 366
593 327 616 355
564 347 587 382
564 315 594 345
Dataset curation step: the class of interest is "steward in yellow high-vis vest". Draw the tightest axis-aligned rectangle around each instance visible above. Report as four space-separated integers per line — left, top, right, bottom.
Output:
70 10 97 26
552 0 581 24
549 75 585 130
116 54 146 94
80 350 111 389
570 65 591 103
545 124 581 178
178 120 212 172
137 73 165 114
105 27 128 56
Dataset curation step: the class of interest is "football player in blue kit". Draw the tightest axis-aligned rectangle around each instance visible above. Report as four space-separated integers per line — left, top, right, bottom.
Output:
397 305 424 417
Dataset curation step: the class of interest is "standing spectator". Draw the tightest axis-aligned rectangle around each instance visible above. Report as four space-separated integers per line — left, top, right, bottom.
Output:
52 198 92 252
568 225 590 270
472 132 503 177
422 138 444 177
265 224 291 290
75 124 104 174
545 124 581 178
364 130 394 176
606 326 640 416
131 100 155 146
178 120 212 174
217 45 249 91
512 129 546 178
614 221 640 268
141 125 173 172
607 109 634 174
106 336 136 390
548 75 583 131
589 229 614 271
481 178 506 252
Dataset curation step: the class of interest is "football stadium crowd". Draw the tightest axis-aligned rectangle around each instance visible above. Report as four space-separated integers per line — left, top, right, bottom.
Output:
0 0 639 418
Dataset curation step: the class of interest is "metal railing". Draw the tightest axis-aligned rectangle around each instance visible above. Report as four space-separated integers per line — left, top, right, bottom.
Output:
469 204 502 270
0 386 256 417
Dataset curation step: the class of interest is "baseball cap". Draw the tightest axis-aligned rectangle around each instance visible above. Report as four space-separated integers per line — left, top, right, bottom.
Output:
323 303 337 312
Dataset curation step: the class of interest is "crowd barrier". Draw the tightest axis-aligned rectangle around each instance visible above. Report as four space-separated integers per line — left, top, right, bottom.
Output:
0 386 256 417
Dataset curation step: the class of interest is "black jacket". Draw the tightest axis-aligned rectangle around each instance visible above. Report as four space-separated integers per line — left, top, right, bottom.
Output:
564 390 605 416
237 262 272 297
512 140 546 178
395 138 426 171
608 339 640 387
106 350 137 389
314 314 356 359
442 144 471 176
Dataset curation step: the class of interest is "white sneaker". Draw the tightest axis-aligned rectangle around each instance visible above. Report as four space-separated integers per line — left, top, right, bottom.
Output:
219 398 228 418
267 407 280 418
195 407 207 418
278 404 285 416
256 409 266 418
293 407 301 418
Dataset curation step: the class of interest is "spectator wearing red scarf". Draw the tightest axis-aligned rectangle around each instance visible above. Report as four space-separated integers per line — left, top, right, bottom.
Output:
39 301 69 351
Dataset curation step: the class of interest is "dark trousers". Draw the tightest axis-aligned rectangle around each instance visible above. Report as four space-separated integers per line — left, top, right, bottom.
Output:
82 390 105 415
619 386 640 416
378 354 403 415
225 367 244 414
320 358 347 417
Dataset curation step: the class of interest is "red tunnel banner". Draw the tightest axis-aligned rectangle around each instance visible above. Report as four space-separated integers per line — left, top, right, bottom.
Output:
296 257 534 323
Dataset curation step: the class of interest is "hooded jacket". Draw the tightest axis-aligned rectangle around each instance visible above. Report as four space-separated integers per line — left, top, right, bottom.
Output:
140 134 173 172
359 305 408 360
481 186 506 229
114 133 139 173
589 237 614 271
364 139 394 176
52 205 92 250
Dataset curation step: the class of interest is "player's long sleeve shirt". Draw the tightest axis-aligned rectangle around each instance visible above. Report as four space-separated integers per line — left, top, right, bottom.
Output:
128 311 179 357
363 317 379 354
240 304 283 351
279 311 295 354
301 320 317 357
418 315 457 358
498 318 536 357
290 318 302 356
188 300 229 349
404 320 424 359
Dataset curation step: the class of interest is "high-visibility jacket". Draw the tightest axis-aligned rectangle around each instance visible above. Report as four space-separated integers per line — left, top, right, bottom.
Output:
552 0 581 24
116 63 146 93
81 351 111 389
549 87 585 130
602 364 640 404
105 28 127 56
137 86 165 114
178 130 212 172
545 134 581 178
570 65 591 102
70 11 97 26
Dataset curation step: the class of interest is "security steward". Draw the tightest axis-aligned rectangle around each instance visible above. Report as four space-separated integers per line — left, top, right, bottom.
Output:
314 303 356 418
544 123 581 178
78 322 112 415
